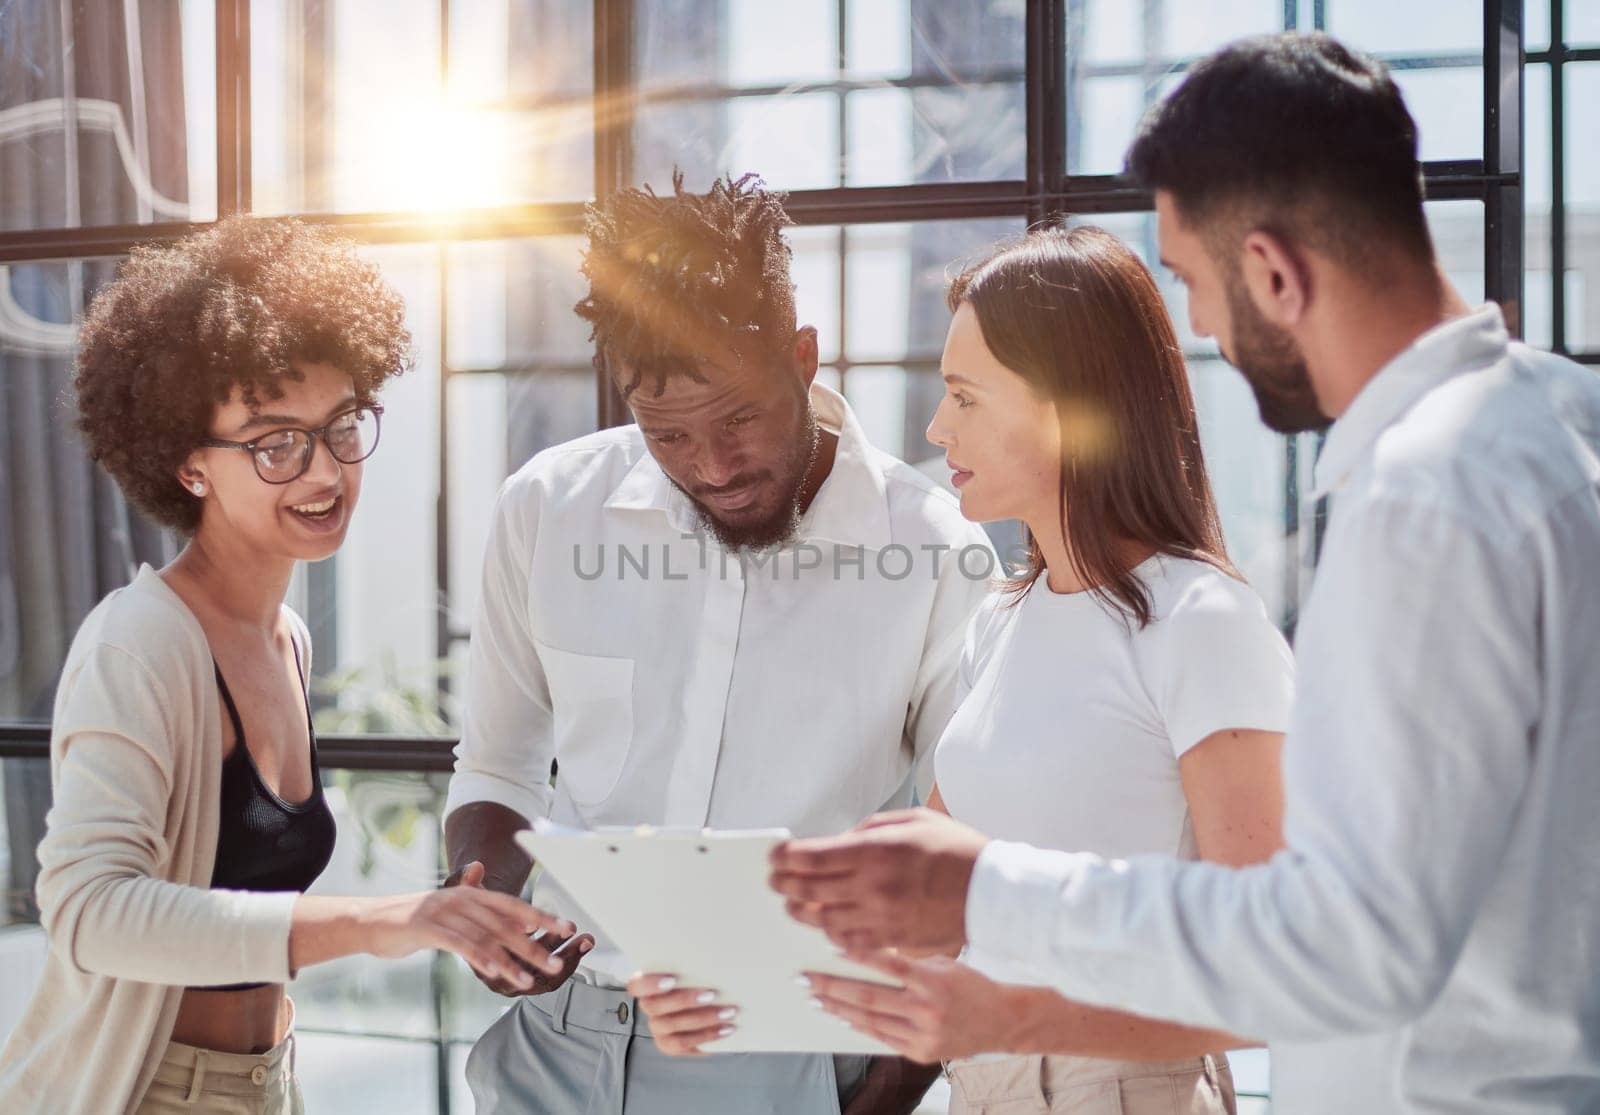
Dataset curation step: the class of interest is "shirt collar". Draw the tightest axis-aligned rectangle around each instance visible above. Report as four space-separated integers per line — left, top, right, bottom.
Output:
603 381 895 551
1309 303 1509 498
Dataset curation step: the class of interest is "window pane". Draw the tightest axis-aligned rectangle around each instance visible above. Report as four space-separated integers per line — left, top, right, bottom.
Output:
1567 63 1600 353
0 1 217 231
0 258 174 731
793 219 1022 468
1069 2 1488 175
1324 1 1484 160
251 0 593 215
1325 0 1484 55
1528 1 1552 53
1067 1 1284 175
296 1033 439 1114
1525 63 1556 349
634 0 1024 192
1571 0 1600 47
1 757 49 1052
316 239 597 730
1390 66 1484 161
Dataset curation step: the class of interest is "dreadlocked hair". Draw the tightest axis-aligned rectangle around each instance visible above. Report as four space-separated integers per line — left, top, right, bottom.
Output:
575 171 797 399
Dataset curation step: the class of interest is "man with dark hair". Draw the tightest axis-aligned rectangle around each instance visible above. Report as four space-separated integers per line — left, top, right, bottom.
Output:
443 173 991 1113
768 33 1600 1113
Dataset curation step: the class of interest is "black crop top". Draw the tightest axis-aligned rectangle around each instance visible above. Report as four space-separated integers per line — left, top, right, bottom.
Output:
193 642 337 992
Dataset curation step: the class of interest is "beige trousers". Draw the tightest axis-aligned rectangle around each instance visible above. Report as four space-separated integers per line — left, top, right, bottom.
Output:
136 1016 302 1114
947 1053 1235 1115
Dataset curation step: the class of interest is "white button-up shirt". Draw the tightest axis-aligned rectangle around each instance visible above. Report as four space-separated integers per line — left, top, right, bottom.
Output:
966 306 1600 1113
447 383 993 985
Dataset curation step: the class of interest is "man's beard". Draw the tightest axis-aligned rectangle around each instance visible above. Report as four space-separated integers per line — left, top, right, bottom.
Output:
1223 275 1331 435
682 406 822 552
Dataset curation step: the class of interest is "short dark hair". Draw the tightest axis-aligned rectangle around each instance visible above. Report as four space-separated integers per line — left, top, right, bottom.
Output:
574 172 797 399
1125 32 1432 264
74 216 412 533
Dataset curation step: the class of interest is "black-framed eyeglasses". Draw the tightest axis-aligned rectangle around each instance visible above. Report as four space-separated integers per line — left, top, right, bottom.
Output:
199 403 384 484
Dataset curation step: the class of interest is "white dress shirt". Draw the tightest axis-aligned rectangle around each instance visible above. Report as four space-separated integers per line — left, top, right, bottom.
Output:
966 306 1600 1113
447 383 993 986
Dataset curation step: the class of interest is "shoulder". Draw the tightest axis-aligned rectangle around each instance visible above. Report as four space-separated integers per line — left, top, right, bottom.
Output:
1147 557 1273 625
1137 557 1288 662
963 587 1022 669
68 570 209 682
1360 348 1600 545
54 573 211 739
498 426 648 509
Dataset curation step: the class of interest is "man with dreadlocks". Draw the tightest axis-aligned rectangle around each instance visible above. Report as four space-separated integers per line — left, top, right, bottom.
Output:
442 173 993 1113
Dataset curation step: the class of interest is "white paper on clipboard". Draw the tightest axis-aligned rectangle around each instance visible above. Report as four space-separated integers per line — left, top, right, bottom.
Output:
514 822 898 1055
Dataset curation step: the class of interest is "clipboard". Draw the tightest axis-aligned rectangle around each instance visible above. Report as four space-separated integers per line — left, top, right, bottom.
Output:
515 822 898 1054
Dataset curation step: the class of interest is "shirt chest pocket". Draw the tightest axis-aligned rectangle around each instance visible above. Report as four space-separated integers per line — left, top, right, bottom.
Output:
534 641 636 806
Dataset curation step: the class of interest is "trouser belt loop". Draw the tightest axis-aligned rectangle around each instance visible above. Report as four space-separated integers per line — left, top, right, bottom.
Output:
185 1049 209 1104
551 979 576 1034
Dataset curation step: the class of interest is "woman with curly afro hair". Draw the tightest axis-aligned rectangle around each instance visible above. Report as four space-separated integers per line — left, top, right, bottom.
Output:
0 217 575 1115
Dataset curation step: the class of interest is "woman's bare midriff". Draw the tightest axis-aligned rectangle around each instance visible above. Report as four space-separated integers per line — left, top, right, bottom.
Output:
171 984 290 1055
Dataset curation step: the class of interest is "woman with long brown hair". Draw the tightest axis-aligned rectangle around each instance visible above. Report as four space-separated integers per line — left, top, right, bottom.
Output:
784 225 1296 1113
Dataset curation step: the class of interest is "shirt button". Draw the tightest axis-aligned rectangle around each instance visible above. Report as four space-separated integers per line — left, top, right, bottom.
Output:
616 1002 630 1025
250 1065 268 1086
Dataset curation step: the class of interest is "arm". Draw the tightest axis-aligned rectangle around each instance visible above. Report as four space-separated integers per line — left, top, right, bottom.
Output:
805 739 1280 1064
966 501 1539 1040
444 801 534 896
1000 728 1282 1057
33 648 571 988
443 478 556 888
34 646 300 986
443 478 596 993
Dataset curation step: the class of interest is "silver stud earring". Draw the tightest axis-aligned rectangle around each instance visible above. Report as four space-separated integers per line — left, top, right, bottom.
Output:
191 482 204 496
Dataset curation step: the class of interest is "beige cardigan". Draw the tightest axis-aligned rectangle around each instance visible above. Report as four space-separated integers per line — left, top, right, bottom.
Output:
0 566 307 1115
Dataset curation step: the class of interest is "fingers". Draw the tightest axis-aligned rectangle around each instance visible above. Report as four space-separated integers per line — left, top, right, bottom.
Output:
770 873 860 904
800 967 935 1061
447 898 565 977
768 833 872 876
837 948 918 984
472 889 577 938
653 1021 735 1057
431 916 534 989
782 898 852 930
626 972 682 998
626 973 737 1056
461 861 486 887
781 899 895 951
801 971 911 1013
812 997 928 1061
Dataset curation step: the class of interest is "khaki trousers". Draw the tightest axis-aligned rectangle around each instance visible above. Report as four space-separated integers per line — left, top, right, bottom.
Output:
947 1053 1235 1115
136 1010 302 1115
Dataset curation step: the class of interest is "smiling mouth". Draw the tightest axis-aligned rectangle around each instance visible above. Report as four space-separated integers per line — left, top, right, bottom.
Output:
289 493 342 523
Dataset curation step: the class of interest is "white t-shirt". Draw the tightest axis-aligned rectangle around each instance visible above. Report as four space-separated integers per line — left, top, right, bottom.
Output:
936 554 1294 987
